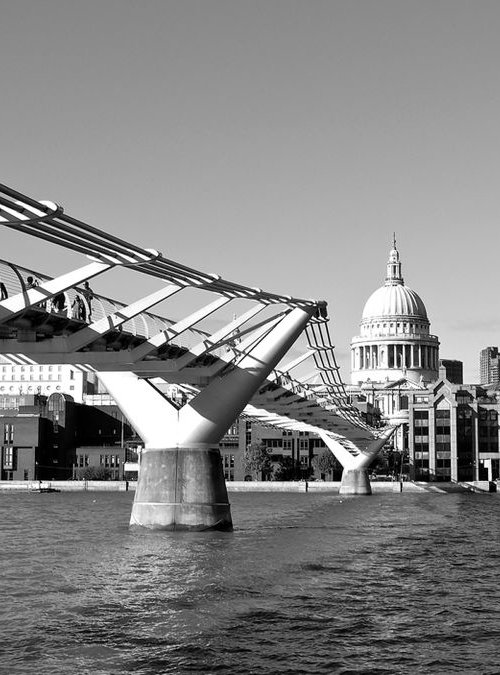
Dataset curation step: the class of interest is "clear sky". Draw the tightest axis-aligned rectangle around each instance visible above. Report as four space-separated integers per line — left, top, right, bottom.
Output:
1 0 499 383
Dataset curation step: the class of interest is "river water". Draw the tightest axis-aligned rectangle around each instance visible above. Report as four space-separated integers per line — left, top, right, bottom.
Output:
1 490 500 675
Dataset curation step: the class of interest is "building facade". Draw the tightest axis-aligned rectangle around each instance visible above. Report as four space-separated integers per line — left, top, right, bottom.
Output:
439 359 463 385
349 239 440 453
0 392 135 481
0 361 97 403
408 377 500 482
480 347 500 386
351 240 439 387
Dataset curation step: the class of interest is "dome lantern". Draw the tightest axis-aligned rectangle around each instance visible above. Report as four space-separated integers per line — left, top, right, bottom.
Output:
385 233 404 286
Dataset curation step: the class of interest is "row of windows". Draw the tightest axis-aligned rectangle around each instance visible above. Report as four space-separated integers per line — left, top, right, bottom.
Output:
415 408 499 422
100 455 120 468
479 409 498 421
1 375 63 381
364 322 428 332
0 386 73 393
75 454 121 468
262 438 310 450
1 365 64 372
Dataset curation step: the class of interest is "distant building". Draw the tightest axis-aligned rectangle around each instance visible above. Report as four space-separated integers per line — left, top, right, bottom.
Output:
0 392 135 481
408 377 499 482
0 360 97 403
480 347 500 385
439 359 463 384
350 239 439 387
217 419 343 482
349 238 439 453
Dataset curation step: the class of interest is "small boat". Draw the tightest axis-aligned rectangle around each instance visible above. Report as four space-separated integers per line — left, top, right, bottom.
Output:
29 482 61 493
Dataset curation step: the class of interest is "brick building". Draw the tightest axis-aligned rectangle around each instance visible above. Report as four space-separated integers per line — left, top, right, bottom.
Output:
0 392 135 481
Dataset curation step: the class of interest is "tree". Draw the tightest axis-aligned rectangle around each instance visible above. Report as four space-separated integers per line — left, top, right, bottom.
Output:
312 449 338 480
76 466 112 481
271 457 296 481
242 443 272 480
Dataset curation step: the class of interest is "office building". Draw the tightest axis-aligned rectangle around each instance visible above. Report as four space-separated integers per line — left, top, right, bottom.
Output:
480 347 500 385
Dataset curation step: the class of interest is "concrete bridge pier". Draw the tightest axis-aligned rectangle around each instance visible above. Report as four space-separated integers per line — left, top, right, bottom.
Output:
319 427 397 496
339 468 372 495
131 445 232 531
99 306 315 531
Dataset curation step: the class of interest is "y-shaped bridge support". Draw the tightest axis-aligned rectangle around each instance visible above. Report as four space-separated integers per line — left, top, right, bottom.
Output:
99 306 315 530
319 426 397 495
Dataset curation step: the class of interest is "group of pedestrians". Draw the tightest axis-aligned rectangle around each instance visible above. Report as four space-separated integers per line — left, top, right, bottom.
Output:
0 272 95 323
51 280 94 321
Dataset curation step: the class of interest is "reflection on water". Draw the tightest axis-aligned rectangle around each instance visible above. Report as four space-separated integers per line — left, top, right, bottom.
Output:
1 490 500 674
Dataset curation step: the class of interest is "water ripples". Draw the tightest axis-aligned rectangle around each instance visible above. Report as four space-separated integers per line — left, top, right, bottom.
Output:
1 491 500 673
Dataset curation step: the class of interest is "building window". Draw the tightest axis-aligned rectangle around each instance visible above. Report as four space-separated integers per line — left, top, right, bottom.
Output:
4 424 14 444
413 410 429 479
3 446 15 470
457 405 474 481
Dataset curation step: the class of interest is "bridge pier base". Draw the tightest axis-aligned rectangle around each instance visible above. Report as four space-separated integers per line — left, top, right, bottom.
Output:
339 469 372 495
130 446 232 531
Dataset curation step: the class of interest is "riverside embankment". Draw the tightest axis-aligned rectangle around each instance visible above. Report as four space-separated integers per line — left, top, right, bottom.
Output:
0 479 439 493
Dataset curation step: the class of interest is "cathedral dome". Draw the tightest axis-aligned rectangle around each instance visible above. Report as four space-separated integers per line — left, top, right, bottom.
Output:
361 239 427 322
350 236 439 388
362 284 427 321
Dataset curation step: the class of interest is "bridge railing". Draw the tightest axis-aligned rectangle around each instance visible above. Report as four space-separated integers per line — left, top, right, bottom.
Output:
0 181 374 433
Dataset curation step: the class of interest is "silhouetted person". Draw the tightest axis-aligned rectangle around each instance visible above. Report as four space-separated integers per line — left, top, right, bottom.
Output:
26 276 45 309
0 279 7 300
81 281 94 321
52 292 66 313
72 294 86 321
26 276 39 289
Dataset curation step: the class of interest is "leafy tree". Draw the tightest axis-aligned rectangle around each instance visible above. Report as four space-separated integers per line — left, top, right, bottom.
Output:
372 448 404 476
242 443 272 480
271 457 296 481
312 449 338 479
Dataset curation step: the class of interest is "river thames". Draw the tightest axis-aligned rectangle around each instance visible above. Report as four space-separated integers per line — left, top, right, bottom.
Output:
1 490 500 674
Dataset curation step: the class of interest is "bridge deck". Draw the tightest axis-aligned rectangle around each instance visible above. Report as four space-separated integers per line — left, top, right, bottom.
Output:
0 183 391 454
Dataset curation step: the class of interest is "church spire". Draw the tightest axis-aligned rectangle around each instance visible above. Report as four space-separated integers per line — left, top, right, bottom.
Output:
385 234 404 285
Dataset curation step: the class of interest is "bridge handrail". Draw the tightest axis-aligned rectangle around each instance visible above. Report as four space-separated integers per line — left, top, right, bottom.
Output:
0 182 373 431
0 182 323 311
0 257 213 345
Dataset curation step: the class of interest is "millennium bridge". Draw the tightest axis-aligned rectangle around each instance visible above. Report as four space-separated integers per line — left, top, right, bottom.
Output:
0 182 396 530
